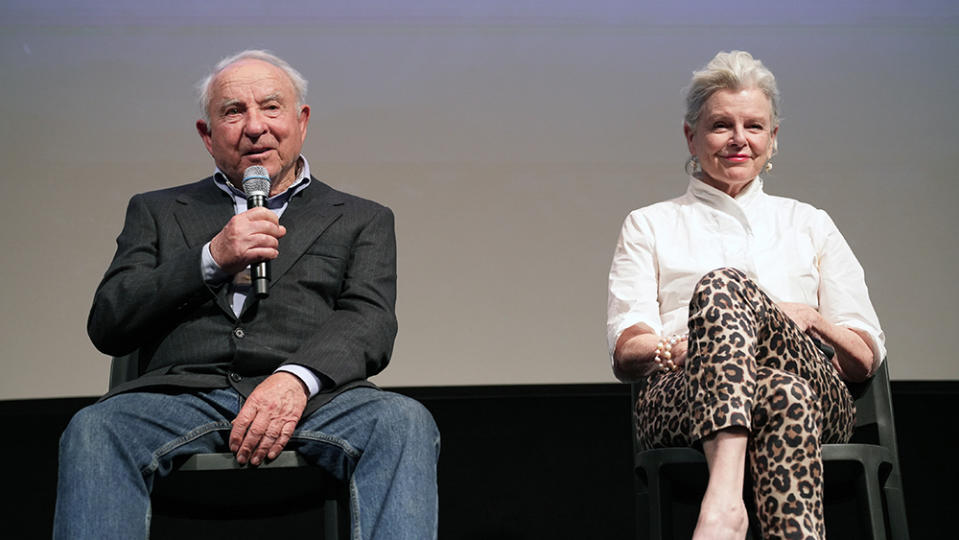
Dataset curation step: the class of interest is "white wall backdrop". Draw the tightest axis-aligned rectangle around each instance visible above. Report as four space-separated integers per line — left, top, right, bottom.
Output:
1 1 957 399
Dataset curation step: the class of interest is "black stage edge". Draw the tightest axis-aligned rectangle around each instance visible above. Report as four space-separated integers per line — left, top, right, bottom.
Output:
1 382 954 539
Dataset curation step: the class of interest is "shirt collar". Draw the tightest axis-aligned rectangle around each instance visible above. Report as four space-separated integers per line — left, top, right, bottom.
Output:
212 155 312 202
687 175 765 208
687 175 766 234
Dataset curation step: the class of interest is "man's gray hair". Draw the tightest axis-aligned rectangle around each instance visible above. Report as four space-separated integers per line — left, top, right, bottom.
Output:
197 49 308 121
683 51 781 137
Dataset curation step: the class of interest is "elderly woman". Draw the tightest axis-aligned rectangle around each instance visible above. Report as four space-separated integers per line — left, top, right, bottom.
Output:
607 51 885 539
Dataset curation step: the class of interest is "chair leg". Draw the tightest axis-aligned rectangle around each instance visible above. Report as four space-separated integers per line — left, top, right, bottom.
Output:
324 498 340 540
883 485 910 540
855 458 887 540
635 489 650 540
654 466 677 540
643 465 668 540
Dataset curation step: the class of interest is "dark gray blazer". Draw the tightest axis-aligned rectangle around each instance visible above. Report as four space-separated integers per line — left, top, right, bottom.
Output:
88 176 397 415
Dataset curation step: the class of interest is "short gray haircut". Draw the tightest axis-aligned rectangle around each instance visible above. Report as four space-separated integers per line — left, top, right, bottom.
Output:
684 51 781 134
197 49 308 121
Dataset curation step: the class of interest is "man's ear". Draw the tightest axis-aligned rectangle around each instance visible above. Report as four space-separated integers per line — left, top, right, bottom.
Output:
297 105 311 143
196 119 214 155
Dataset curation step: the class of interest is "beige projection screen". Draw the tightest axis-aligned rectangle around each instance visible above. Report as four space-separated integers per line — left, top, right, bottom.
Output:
2 1 958 400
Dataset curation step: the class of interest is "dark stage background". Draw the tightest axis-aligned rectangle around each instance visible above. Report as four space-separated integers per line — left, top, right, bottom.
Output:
2 381 954 539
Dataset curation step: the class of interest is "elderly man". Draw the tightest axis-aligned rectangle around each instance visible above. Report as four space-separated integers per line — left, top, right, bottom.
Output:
54 50 439 539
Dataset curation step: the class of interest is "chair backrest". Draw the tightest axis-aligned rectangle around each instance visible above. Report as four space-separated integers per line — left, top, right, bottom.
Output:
849 360 904 489
873 360 901 459
108 352 139 390
845 360 899 450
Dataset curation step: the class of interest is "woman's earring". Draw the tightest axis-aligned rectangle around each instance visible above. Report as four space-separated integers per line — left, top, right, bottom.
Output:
685 156 701 176
764 161 773 173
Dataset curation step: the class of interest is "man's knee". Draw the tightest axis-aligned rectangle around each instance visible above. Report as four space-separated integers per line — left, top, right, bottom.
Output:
60 394 169 457
376 393 440 451
60 402 119 458
390 394 439 437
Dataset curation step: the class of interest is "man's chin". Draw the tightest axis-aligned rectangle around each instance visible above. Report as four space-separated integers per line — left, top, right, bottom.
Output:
239 159 278 177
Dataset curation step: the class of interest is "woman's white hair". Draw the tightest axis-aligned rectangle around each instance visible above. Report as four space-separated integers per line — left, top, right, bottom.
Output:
684 50 781 136
197 49 308 121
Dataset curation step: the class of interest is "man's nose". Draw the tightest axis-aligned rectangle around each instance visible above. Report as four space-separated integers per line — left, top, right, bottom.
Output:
243 111 268 139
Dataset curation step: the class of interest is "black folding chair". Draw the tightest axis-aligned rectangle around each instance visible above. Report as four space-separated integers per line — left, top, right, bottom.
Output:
110 353 350 540
632 360 909 539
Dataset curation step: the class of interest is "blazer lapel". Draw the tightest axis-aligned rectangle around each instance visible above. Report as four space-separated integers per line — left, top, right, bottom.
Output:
172 178 237 317
173 177 234 248
239 178 344 316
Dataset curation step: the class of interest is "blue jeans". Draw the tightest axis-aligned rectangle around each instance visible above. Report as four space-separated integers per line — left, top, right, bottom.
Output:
54 387 440 539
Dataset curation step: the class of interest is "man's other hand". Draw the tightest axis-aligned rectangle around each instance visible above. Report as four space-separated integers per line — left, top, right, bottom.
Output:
230 372 308 465
210 207 287 275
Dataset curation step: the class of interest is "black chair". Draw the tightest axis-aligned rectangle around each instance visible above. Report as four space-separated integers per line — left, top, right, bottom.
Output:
632 360 909 539
109 354 350 540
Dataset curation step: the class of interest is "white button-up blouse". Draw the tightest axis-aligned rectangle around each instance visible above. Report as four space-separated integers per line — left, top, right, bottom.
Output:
606 176 886 366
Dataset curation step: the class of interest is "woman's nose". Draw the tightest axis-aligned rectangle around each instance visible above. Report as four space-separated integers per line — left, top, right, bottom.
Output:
729 125 747 146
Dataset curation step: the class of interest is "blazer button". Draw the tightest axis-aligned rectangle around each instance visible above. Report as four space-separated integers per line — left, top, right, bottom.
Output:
229 371 242 383
233 328 245 339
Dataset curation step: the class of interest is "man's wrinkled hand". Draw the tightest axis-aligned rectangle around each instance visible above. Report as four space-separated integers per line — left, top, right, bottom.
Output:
230 372 308 465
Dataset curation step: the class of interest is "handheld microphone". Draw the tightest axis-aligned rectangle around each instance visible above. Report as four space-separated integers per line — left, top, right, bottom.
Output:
242 166 272 298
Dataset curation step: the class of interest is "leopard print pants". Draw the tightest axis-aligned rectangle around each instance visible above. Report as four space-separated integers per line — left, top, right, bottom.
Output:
635 267 856 540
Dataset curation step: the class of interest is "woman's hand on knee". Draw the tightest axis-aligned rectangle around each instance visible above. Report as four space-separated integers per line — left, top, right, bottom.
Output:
671 339 689 368
777 302 822 332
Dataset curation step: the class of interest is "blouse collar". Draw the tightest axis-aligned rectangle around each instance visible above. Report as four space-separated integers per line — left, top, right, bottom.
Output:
686 175 766 233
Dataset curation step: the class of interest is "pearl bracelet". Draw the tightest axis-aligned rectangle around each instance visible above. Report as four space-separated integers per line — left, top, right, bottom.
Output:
654 333 688 373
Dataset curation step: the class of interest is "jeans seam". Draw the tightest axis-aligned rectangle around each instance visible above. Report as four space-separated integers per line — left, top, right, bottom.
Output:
141 420 233 476
291 431 362 459
349 475 362 540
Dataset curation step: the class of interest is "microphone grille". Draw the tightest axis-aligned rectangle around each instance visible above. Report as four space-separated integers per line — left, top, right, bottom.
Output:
242 166 271 198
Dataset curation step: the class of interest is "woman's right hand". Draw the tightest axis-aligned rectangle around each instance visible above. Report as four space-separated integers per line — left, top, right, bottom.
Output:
613 323 689 380
777 302 823 334
670 338 689 368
